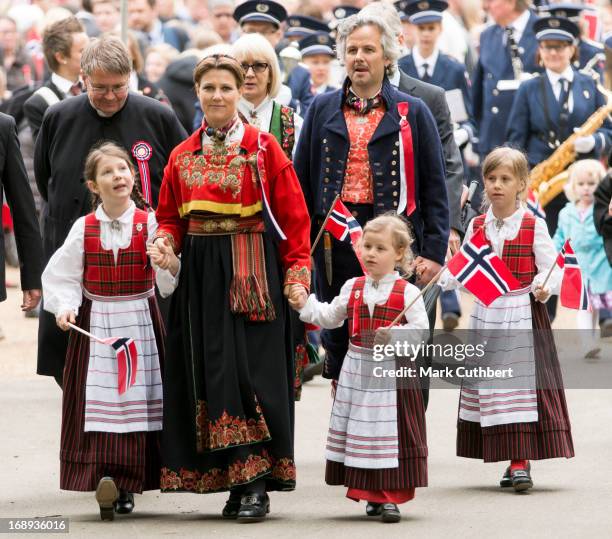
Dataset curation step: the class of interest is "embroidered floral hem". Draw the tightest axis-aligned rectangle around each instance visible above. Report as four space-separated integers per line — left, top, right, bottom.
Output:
160 453 296 493
195 399 271 452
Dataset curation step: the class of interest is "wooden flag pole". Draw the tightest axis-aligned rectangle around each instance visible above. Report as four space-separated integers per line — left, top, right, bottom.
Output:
67 322 107 345
310 194 341 255
389 265 446 327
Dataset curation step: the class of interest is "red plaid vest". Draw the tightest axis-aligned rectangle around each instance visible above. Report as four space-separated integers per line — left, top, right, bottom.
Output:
83 209 154 297
473 212 536 288
347 276 407 348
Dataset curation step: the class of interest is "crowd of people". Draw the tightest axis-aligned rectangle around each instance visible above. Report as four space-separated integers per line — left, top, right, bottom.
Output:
2 0 612 527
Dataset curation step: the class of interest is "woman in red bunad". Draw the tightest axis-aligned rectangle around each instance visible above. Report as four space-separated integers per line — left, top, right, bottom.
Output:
153 54 311 522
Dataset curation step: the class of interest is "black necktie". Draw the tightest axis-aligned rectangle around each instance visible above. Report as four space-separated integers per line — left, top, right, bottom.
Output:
558 77 570 111
421 62 431 83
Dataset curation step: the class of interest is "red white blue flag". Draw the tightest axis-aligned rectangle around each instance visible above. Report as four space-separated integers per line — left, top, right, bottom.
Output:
102 337 138 395
526 188 546 219
447 227 522 306
324 198 365 272
556 239 591 311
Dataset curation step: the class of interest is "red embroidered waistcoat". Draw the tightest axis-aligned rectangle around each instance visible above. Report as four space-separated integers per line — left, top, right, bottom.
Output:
341 106 385 204
473 212 537 288
83 209 154 297
346 276 407 348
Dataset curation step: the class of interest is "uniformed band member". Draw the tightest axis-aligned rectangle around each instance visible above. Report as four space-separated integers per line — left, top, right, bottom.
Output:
539 3 605 75
35 36 187 387
398 0 476 148
472 0 540 158
298 32 337 95
507 15 612 233
295 12 449 382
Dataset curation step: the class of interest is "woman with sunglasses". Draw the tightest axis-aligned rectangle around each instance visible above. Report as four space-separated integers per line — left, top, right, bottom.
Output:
232 33 304 159
154 53 311 522
507 16 612 234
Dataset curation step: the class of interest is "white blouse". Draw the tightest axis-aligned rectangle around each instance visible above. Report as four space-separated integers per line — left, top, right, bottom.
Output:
238 96 303 158
42 202 179 317
439 206 561 295
299 272 430 343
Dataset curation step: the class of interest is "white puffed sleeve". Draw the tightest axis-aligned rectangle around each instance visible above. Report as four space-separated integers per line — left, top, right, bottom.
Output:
531 216 561 297
147 211 180 298
298 277 356 328
42 217 85 317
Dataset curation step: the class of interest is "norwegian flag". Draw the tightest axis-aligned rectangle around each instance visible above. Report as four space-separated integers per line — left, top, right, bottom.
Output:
447 227 522 306
324 198 366 272
556 239 591 311
526 188 546 219
101 337 138 395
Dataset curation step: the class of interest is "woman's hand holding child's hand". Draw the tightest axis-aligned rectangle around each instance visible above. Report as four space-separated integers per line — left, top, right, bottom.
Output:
533 285 550 303
147 238 179 276
56 310 76 331
288 285 308 310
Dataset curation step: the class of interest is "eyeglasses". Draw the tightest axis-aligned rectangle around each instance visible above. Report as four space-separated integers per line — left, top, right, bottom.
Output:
241 62 269 74
540 43 571 52
87 82 129 95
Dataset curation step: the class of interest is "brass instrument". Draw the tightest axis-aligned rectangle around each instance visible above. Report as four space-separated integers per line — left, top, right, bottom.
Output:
529 83 612 207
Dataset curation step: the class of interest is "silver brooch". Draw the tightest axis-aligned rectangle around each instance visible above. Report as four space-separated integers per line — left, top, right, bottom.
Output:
111 220 121 232
494 217 504 230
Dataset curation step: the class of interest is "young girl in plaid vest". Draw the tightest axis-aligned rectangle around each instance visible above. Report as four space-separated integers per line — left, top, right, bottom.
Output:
440 146 574 492
290 214 430 523
42 142 179 520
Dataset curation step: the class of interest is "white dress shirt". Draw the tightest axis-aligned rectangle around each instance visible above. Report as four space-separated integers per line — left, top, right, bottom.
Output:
50 72 78 97
411 47 440 79
503 9 531 45
546 66 575 113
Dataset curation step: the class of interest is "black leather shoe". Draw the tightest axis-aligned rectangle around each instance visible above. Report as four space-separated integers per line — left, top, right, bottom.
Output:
222 490 242 519
500 466 512 488
380 503 401 523
512 466 533 492
236 493 270 523
95 477 118 521
366 502 382 516
114 490 134 514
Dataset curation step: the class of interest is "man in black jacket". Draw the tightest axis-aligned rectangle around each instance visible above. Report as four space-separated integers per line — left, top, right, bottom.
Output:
35 35 187 386
0 112 43 323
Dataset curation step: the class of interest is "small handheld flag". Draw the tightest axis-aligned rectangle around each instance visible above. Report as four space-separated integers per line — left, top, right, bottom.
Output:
68 323 139 395
324 197 365 273
555 239 591 311
526 188 546 219
447 227 522 306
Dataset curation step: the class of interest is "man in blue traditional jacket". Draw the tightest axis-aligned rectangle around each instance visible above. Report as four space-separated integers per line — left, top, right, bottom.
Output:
294 11 449 383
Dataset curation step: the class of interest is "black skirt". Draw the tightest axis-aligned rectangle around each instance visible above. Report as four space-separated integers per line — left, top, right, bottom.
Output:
160 232 296 494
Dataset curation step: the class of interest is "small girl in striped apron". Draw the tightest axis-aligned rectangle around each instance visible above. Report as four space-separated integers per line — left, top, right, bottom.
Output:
42 142 179 520
290 214 430 523
440 146 574 492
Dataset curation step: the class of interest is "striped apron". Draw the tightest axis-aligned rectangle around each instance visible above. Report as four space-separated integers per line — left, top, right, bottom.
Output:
82 211 163 433
326 278 406 469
